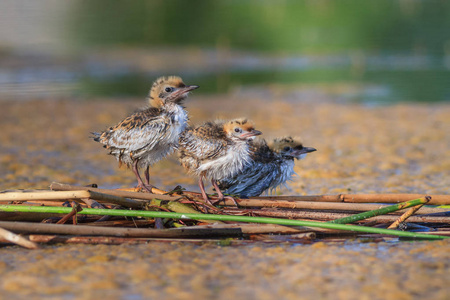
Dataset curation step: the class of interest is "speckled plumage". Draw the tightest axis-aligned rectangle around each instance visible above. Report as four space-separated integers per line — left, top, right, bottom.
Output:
178 118 262 203
219 136 316 198
93 104 187 168
92 76 198 190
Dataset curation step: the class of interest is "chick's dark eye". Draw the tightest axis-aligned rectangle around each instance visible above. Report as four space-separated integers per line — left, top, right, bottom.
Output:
283 146 291 151
165 87 173 92
234 128 241 133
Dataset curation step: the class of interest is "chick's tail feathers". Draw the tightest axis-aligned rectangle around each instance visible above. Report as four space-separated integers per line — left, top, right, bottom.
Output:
90 132 102 142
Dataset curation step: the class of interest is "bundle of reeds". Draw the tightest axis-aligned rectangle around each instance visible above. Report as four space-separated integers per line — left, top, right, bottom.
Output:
0 182 448 249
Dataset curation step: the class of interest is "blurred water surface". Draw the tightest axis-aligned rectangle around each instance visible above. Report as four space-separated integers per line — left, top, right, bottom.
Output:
0 0 449 103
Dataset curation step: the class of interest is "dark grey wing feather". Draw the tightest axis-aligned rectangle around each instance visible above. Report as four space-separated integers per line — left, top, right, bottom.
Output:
221 161 279 197
220 138 280 197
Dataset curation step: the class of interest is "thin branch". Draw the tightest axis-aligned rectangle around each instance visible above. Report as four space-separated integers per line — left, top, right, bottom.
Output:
253 194 449 205
216 199 447 214
0 221 243 238
56 202 82 224
50 182 178 201
0 190 144 209
0 227 39 249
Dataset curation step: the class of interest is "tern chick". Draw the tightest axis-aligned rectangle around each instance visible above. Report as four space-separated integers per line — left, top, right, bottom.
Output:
219 136 316 198
93 76 199 191
178 118 262 204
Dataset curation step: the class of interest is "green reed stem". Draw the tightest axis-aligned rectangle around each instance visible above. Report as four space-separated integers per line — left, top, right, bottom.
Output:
329 197 429 224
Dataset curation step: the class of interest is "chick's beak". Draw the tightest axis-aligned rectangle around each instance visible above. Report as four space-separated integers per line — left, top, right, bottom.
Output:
293 147 317 156
180 85 199 95
171 85 200 100
240 129 262 140
184 85 200 92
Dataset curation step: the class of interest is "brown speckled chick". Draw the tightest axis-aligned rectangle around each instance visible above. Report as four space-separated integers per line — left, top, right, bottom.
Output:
178 118 262 204
93 76 199 191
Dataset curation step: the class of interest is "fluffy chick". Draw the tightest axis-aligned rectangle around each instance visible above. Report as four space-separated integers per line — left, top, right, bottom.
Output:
93 76 199 191
219 136 316 198
178 118 262 204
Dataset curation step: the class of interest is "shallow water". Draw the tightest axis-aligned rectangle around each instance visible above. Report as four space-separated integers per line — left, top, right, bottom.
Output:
1 94 449 195
0 90 449 299
1 0 450 103
1 240 449 299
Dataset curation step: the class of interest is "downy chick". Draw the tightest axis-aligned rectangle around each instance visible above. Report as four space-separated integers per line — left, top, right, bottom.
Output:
219 136 316 198
92 76 199 191
178 118 262 204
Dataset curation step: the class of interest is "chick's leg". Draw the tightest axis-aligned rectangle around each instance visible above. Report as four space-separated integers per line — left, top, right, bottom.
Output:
211 179 225 201
211 179 239 206
139 165 167 194
198 173 213 205
144 166 150 185
132 160 154 193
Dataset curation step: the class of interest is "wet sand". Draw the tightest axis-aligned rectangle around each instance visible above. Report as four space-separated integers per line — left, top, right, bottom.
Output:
0 241 449 299
1 93 449 194
0 93 449 299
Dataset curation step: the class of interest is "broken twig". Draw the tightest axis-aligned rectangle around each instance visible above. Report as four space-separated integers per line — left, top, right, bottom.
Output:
329 197 429 224
0 227 39 249
388 197 431 229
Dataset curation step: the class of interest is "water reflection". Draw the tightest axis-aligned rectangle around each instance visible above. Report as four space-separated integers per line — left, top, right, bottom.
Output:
0 0 449 103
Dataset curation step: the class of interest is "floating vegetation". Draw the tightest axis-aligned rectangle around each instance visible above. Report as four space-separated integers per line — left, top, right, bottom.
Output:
0 182 448 248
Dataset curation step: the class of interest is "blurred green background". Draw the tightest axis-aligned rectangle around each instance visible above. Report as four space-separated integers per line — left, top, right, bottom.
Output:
1 0 449 103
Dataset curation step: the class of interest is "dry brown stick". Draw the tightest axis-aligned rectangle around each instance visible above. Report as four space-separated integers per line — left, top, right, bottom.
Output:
224 208 450 223
10 201 71 207
219 199 447 214
189 223 330 234
0 211 99 222
80 198 105 209
1 189 47 193
0 221 243 238
49 183 450 205
27 235 157 245
56 202 82 225
0 227 39 249
116 186 168 195
249 232 316 241
25 235 274 245
254 194 449 205
9 185 450 205
50 182 179 201
0 190 92 202
388 198 430 229
418 231 450 236
83 219 155 227
86 191 144 209
24 235 318 246
0 190 143 209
